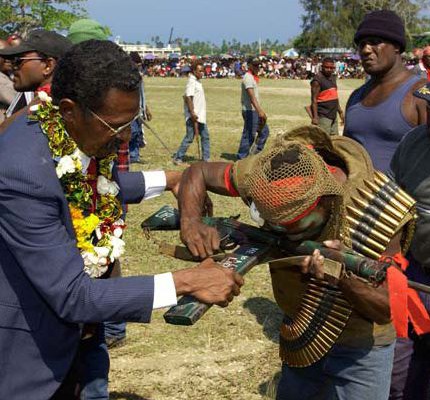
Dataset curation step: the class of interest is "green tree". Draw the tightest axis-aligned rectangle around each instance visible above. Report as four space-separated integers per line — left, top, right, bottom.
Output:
297 0 429 51
0 0 87 38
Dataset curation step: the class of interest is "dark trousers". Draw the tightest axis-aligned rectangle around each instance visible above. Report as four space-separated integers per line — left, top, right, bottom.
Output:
237 110 269 159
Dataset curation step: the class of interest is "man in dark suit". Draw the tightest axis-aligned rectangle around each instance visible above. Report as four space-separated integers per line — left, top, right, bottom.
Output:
0 40 243 400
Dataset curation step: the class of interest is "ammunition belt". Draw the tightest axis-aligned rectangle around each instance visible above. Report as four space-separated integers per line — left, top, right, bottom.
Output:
280 279 351 367
279 171 416 367
347 171 416 258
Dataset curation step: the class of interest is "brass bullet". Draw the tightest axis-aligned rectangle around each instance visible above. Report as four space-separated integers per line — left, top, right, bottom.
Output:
346 215 390 245
351 197 399 228
291 316 317 364
374 171 415 205
303 293 351 315
357 187 405 220
364 180 409 213
346 206 395 236
351 239 381 259
299 305 347 336
301 301 350 324
300 303 349 332
349 228 386 252
304 291 352 311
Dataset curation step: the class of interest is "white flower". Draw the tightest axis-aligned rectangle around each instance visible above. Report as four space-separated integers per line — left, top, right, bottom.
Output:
82 251 108 278
37 91 52 103
97 175 119 196
93 246 110 258
83 263 108 278
29 104 40 113
110 236 125 259
56 155 77 178
98 257 108 266
82 251 99 266
113 227 123 238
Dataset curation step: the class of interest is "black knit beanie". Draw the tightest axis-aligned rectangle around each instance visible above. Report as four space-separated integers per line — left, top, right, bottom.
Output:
354 10 406 53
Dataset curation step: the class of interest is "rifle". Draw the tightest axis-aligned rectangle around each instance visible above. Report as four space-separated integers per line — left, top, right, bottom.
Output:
141 205 430 326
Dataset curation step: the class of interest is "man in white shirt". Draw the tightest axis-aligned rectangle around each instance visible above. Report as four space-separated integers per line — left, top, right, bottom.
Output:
173 60 210 165
237 57 270 159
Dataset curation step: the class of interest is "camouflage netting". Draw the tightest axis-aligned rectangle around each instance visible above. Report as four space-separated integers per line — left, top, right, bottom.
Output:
243 140 345 225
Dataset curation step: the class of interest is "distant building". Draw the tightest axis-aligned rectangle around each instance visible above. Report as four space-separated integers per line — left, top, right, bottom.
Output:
115 38 181 58
314 48 355 56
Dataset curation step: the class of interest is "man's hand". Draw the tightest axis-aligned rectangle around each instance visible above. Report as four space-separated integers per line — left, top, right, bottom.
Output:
190 112 199 123
311 117 319 126
257 109 267 124
173 258 244 307
180 219 220 259
300 240 342 280
145 106 152 122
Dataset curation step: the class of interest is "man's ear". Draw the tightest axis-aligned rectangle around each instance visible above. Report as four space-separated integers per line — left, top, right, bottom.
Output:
43 57 56 78
59 98 80 125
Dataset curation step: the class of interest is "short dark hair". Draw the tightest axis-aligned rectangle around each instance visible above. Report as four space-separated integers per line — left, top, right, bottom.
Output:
129 51 142 65
191 59 203 72
322 57 334 64
52 40 141 112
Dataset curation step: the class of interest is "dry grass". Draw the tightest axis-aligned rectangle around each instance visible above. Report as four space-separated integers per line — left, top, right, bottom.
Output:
108 77 362 399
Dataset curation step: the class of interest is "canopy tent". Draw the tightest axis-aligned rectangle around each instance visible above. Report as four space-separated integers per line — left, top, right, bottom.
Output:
282 48 299 58
144 53 156 60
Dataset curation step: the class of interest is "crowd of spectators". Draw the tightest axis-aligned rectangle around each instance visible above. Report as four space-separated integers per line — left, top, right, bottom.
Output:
142 56 367 79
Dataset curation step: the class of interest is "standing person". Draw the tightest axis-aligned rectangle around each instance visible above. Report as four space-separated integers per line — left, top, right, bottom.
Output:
0 39 16 123
128 51 152 164
67 19 129 400
173 60 210 165
412 46 430 81
344 10 427 173
388 83 430 400
236 57 270 160
0 40 243 400
0 29 71 119
310 57 344 135
177 125 419 400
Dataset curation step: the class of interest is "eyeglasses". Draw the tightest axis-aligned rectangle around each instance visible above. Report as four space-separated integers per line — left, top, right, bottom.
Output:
89 108 142 137
11 56 45 69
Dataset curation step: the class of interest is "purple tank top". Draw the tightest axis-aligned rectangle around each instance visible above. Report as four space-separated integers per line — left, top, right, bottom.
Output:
344 75 421 172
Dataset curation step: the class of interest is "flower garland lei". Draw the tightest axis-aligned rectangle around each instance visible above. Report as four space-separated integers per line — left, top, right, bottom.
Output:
32 92 126 278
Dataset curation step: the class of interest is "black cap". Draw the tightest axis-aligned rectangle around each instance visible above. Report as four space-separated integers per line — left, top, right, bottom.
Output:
354 10 406 53
0 29 72 59
413 82 430 103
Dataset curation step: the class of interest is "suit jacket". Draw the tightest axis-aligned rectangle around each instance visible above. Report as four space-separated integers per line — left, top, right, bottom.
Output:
0 115 155 399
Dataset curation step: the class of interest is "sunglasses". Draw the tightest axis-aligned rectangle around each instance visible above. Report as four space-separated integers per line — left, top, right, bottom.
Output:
10 56 46 69
89 108 142 137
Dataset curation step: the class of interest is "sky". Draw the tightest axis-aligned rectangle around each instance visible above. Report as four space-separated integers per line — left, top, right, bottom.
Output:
85 0 304 45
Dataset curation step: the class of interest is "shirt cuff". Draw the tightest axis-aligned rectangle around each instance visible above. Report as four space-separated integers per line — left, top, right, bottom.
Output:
142 170 167 200
153 272 178 309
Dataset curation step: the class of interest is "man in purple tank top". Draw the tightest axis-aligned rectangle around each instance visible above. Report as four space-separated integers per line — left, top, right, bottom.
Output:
344 10 427 173
344 10 428 400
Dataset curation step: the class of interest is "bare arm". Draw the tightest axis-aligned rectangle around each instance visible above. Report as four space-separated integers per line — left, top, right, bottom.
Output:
310 80 320 125
402 78 428 126
337 102 344 124
179 162 233 258
302 234 402 324
246 87 267 122
184 95 198 122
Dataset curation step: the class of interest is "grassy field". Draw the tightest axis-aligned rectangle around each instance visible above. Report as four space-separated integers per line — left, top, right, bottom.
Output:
109 77 362 400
